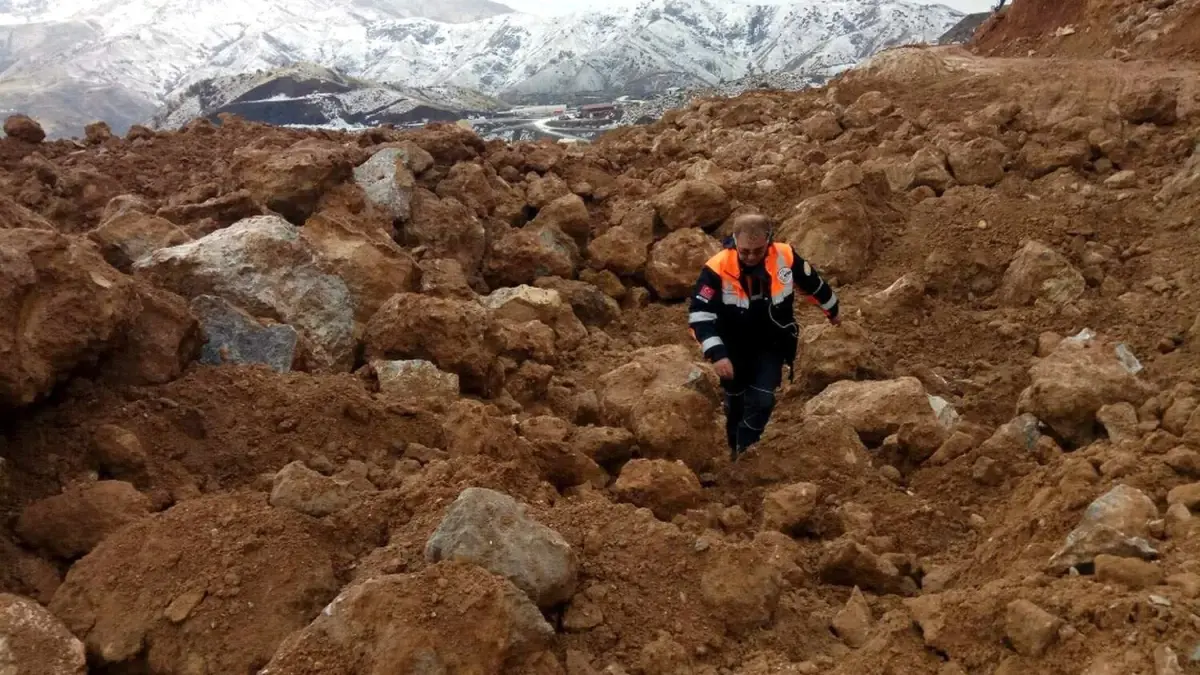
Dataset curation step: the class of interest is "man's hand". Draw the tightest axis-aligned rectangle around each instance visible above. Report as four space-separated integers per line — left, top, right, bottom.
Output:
713 358 735 380
829 315 841 327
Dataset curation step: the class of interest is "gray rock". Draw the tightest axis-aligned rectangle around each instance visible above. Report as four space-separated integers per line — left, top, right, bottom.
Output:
0 593 87 674
425 487 578 608
979 413 1042 454
354 148 416 222
191 295 298 373
133 215 356 371
1048 484 1159 573
373 359 459 398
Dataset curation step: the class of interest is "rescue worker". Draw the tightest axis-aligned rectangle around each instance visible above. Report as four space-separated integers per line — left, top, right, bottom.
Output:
687 213 841 461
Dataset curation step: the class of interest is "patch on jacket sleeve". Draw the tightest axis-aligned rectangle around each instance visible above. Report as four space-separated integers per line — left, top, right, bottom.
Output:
697 284 716 301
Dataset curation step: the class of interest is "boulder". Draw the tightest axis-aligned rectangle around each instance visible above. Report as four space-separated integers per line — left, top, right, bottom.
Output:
645 228 722 300
261 562 553 673
1155 154 1200 204
569 426 636 466
486 222 580 288
996 240 1086 307
425 487 578 609
821 161 864 192
407 122 487 165
1020 139 1090 179
908 147 954 192
1096 402 1139 444
91 424 148 480
156 189 266 228
133 215 356 371
611 459 703 521
418 258 476 299
48 494 339 674
363 293 501 397
190 295 298 373
231 138 363 224
0 194 55 230
1103 170 1138 189
84 121 113 144
523 437 609 491
1 228 140 408
1017 334 1154 447
87 211 191 271
778 190 873 283
761 482 820 535
481 285 587 352
1168 483 1200 510
301 210 418 326
803 377 951 446
530 192 592 242
3 114 45 143
1047 484 1159 573
101 284 201 386
269 461 370 518
526 172 571 208
860 273 926 318
802 110 843 141
580 268 626 300
0 593 86 674
435 162 499 219
488 316 559 365
832 587 872 648
1094 554 1163 590
352 148 417 222
587 224 649 277
797 320 880 390
1117 85 1178 125
818 538 917 596
976 413 1043 457
947 138 1007 187
373 359 460 399
404 188 487 278
598 345 724 470
533 277 621 327
652 180 731 231
1004 600 1062 657
16 481 152 559
699 543 784 635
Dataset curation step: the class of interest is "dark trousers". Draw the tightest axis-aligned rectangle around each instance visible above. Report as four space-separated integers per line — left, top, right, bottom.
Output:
721 349 785 459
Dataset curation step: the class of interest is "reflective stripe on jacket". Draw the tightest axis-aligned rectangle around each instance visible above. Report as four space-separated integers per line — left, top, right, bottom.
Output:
687 240 839 365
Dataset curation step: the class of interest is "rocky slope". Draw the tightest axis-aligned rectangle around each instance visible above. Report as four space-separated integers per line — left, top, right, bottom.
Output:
0 0 960 138
2 14 1200 675
971 0 1200 59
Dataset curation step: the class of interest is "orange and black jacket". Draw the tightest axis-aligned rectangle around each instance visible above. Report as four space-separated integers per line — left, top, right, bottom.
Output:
688 237 839 369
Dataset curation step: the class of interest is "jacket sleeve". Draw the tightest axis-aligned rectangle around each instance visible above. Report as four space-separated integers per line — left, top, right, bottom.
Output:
687 266 728 362
793 255 840 321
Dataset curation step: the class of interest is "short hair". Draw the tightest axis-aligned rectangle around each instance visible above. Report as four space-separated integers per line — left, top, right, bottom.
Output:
732 213 773 241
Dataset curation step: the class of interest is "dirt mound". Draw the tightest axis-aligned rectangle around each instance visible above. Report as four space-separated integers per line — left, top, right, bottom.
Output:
2 44 1200 674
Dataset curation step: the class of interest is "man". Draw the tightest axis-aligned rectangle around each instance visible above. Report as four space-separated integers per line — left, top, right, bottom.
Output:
688 213 841 460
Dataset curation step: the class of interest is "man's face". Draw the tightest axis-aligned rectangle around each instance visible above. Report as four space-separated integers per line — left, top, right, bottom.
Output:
736 233 769 267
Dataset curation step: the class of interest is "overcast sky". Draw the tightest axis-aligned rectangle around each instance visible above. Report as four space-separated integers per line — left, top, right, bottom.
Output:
502 0 994 15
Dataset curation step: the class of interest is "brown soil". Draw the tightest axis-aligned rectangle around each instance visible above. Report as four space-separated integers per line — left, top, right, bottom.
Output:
3 37 1200 675
972 0 1200 61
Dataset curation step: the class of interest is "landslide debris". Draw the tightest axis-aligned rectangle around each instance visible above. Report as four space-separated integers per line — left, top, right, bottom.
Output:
1 36 1200 675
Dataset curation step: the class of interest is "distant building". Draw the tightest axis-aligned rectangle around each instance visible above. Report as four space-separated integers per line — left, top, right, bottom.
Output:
580 103 616 119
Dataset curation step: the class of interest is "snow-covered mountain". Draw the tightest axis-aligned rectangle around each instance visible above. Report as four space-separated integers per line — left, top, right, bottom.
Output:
150 62 511 130
0 0 961 138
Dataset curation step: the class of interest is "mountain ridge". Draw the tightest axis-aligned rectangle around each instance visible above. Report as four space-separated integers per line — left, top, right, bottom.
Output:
0 0 961 137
